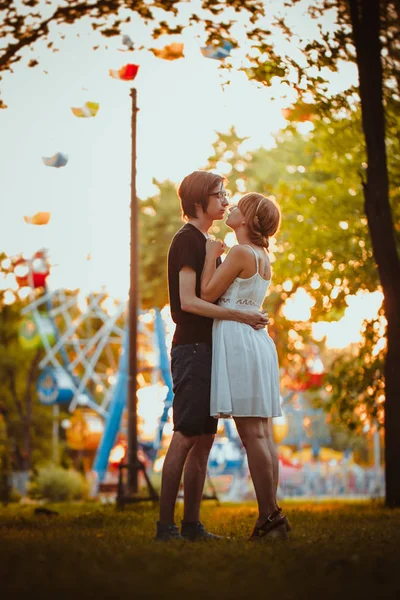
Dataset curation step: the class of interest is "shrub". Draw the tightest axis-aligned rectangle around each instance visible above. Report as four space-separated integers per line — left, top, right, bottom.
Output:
28 465 88 502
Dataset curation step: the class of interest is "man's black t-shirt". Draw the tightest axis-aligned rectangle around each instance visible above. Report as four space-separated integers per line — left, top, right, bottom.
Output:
168 223 221 347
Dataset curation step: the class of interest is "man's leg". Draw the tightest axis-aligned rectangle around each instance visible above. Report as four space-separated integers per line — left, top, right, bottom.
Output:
183 433 215 523
159 431 198 524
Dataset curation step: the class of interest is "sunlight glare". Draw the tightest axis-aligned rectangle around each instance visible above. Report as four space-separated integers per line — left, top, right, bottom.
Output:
3 290 16 305
224 232 237 248
310 278 320 290
281 288 316 321
216 161 233 175
311 290 384 349
282 279 293 292
137 383 168 441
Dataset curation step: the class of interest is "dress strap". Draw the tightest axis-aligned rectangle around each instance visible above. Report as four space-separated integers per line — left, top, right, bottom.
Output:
245 245 259 274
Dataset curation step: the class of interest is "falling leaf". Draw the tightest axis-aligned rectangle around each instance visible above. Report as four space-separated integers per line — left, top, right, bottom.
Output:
41 152 69 168
281 102 316 123
121 35 134 50
109 63 139 81
200 40 232 60
71 101 99 118
150 42 184 61
23 212 51 225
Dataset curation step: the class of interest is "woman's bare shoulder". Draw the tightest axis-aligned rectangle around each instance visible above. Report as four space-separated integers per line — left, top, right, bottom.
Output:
226 244 252 257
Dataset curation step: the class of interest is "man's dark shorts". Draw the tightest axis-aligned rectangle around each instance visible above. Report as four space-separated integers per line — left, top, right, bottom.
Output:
171 342 218 436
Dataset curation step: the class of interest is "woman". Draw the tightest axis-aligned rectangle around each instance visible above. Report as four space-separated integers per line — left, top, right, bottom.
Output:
201 192 290 540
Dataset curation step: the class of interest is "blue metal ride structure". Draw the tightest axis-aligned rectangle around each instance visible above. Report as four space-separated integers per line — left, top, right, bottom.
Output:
92 310 174 482
22 285 174 483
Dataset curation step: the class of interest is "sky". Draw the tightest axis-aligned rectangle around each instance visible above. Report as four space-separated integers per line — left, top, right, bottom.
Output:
0 1 357 300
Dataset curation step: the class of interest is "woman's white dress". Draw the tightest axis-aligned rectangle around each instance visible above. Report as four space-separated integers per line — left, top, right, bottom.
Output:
210 245 281 419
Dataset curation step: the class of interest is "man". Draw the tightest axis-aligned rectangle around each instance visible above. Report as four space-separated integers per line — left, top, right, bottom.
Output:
155 170 269 541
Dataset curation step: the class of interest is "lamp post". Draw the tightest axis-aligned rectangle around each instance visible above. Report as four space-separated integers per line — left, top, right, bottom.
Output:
127 87 139 493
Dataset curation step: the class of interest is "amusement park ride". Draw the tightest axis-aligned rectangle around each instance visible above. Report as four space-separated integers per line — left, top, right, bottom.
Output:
15 250 175 485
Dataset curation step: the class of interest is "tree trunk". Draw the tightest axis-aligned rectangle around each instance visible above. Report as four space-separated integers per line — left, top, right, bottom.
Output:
23 413 31 472
348 0 400 507
22 349 41 471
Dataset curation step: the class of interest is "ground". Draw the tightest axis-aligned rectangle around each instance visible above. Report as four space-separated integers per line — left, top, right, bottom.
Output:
1 500 399 600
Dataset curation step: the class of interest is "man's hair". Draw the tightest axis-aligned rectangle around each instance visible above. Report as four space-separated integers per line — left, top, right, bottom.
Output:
178 171 227 220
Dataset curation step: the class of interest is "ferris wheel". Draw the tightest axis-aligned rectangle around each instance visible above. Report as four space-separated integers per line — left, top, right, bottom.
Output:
14 249 173 481
22 283 126 417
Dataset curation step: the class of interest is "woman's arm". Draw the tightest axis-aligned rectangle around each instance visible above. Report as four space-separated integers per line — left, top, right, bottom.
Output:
180 267 268 328
201 243 249 303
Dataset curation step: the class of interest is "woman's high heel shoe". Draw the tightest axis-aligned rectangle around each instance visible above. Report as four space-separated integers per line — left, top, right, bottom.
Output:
277 505 292 532
248 510 288 541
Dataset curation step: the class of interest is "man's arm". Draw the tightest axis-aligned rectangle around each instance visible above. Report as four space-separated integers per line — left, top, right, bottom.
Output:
179 267 268 328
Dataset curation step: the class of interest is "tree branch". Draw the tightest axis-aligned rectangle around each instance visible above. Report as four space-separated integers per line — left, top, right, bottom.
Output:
0 1 138 72
0 14 55 72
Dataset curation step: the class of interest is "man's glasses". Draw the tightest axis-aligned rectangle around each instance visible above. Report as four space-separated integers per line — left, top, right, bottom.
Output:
209 190 231 200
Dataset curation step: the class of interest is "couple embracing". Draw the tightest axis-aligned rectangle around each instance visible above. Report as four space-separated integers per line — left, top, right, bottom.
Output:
155 170 291 542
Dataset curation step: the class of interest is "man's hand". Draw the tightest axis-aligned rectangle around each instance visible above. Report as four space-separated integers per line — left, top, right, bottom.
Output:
238 309 270 329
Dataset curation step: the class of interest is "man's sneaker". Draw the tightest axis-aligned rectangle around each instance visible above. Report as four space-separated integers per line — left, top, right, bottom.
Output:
180 520 223 541
154 521 184 541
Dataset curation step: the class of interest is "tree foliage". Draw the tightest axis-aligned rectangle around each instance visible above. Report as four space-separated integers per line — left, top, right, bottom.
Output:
2 1 398 110
324 314 385 434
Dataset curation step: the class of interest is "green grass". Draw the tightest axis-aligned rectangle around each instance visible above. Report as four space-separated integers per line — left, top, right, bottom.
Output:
1 500 399 600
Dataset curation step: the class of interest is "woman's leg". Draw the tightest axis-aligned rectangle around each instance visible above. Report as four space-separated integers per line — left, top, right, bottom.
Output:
264 418 279 503
234 417 278 525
